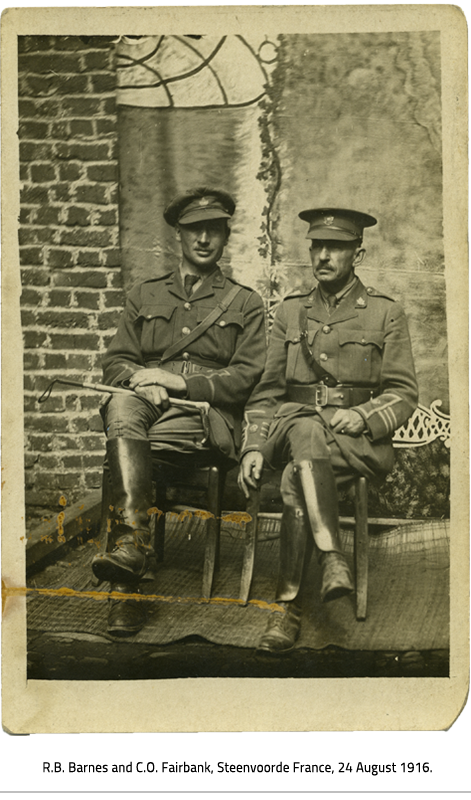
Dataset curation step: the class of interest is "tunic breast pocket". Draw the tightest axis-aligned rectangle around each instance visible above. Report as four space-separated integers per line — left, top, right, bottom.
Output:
137 305 176 355
197 308 245 365
284 328 309 383
338 328 384 383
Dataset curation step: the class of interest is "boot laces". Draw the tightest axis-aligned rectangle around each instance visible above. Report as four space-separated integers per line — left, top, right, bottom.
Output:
268 607 299 632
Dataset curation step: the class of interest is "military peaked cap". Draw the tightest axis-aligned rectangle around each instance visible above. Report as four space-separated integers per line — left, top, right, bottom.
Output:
164 187 236 227
299 207 377 241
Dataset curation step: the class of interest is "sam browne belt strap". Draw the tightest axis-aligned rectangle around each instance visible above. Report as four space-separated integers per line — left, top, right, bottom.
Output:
299 305 338 387
159 284 244 364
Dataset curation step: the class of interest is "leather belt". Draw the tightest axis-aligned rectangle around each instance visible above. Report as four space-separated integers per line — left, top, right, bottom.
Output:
287 383 378 408
145 358 219 376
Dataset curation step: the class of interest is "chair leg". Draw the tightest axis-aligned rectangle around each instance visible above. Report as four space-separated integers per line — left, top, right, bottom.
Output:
99 466 113 544
92 467 114 587
153 482 167 564
239 486 260 604
202 465 223 600
354 475 369 620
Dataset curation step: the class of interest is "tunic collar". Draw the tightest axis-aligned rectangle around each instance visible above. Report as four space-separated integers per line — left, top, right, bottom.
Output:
304 276 369 323
318 274 358 310
166 265 225 301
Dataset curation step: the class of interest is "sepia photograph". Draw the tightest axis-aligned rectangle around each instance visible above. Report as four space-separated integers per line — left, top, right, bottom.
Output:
1 5 468 733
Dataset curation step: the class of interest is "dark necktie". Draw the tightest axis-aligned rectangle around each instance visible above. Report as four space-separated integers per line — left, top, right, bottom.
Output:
326 293 338 315
184 274 199 298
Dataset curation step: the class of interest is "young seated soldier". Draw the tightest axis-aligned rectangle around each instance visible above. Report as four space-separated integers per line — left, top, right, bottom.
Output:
238 207 418 653
92 187 266 635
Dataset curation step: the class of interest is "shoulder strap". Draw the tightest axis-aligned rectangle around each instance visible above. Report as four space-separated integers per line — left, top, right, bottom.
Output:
160 283 245 364
298 305 338 387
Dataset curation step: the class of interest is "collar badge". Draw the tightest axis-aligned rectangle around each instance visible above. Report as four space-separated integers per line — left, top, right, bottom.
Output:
357 297 366 306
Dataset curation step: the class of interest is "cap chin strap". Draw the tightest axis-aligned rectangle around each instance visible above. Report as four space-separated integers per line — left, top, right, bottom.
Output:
311 224 357 236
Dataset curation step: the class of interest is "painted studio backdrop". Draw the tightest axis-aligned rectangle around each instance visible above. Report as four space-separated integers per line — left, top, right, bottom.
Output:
19 33 449 529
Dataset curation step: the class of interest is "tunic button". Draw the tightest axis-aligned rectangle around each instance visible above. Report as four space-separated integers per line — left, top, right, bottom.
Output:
322 325 331 334
219 320 227 327
182 352 190 361
184 302 192 310
182 326 191 335
320 353 328 361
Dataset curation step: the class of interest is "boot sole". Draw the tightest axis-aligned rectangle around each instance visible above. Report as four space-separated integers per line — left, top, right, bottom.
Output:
256 641 297 656
108 623 145 637
256 618 301 655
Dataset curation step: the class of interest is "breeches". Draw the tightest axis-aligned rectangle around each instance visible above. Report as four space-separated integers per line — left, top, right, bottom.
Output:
103 394 209 454
269 415 358 507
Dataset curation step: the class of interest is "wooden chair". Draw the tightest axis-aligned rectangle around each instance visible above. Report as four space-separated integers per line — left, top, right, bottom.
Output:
352 476 369 620
150 455 227 600
100 452 260 602
150 456 261 603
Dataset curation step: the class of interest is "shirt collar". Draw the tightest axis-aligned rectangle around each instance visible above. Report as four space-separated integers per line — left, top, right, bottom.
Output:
178 264 219 290
318 274 358 308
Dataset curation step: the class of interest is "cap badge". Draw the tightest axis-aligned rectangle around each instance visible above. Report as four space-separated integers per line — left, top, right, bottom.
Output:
198 197 210 207
324 215 335 225
357 297 366 306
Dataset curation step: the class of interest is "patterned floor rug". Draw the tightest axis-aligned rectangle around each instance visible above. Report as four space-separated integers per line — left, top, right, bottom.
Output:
27 517 449 652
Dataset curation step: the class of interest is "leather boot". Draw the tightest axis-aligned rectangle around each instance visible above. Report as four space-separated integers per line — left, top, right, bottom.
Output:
257 600 302 654
107 583 147 637
92 438 154 583
295 459 354 601
258 505 308 653
319 551 354 603
276 505 309 601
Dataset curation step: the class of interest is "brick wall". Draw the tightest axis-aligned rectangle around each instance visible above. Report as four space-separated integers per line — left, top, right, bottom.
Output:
19 35 122 529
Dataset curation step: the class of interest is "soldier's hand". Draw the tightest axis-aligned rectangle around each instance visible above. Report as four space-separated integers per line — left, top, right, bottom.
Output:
330 408 366 437
129 368 186 395
238 451 264 499
133 383 170 410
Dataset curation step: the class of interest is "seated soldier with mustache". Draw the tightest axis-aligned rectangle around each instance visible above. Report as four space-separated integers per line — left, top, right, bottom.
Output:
239 207 418 652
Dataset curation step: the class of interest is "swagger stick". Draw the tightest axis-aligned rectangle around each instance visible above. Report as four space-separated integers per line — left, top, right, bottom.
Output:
37 378 211 444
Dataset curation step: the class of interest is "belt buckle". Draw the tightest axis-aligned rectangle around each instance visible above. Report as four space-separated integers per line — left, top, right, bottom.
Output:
181 352 191 375
315 384 328 407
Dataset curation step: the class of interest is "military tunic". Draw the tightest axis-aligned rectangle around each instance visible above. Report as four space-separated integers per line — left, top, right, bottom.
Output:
103 266 266 461
242 277 418 482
